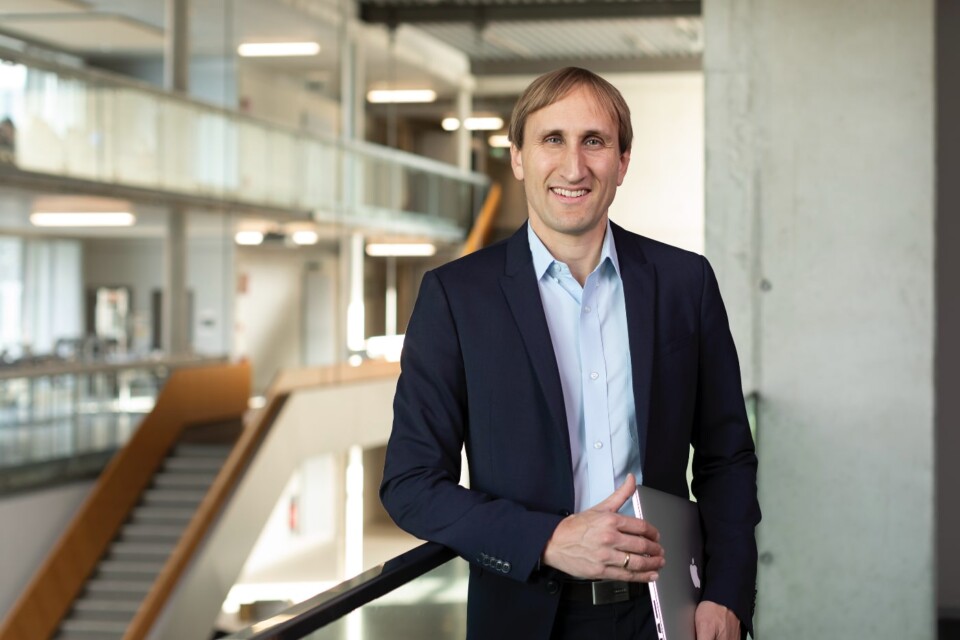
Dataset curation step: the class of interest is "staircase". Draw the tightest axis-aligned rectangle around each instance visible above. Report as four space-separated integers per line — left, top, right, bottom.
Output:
56 443 233 639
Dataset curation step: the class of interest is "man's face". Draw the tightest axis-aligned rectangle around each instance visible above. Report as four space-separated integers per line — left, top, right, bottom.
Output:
510 86 630 242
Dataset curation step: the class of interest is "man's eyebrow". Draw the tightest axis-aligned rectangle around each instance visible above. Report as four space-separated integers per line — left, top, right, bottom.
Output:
534 128 612 140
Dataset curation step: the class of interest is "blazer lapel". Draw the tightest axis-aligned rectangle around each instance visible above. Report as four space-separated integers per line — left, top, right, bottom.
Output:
498 225 570 451
612 223 657 472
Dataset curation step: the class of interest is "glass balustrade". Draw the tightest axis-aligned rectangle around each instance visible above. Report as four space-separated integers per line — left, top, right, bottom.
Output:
0 355 225 491
0 47 489 235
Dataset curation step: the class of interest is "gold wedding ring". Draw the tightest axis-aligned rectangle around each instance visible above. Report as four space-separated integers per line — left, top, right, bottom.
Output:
622 553 631 569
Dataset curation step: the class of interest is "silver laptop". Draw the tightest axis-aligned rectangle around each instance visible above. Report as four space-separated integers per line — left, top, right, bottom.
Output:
632 486 704 640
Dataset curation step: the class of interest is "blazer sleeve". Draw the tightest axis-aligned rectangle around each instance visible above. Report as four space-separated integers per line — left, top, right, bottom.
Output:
380 270 563 582
691 256 761 636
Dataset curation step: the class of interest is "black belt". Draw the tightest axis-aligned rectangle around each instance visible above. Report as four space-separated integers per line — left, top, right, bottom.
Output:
560 579 642 605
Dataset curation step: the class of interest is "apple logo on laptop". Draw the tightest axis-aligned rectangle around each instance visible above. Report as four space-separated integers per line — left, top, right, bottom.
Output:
690 558 702 589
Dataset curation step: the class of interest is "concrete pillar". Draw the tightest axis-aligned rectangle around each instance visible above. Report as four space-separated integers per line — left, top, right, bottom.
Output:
164 0 189 93
385 256 397 336
163 0 190 354
164 210 189 354
704 1 935 638
342 232 365 355
456 86 472 171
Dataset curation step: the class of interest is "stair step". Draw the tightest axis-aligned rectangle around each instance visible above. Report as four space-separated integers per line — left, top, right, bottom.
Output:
98 559 166 580
60 617 130 634
153 471 218 488
174 443 232 458
109 540 176 560
85 578 152 599
142 488 206 506
67 599 138 622
120 522 185 541
164 457 224 472
130 505 194 524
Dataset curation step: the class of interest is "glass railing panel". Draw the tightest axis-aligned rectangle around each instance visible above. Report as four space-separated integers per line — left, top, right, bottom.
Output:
109 87 162 187
1 47 490 236
224 543 459 640
0 355 225 486
304 558 467 640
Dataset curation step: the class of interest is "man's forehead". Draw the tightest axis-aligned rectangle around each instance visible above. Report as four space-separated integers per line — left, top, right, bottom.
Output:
526 88 617 135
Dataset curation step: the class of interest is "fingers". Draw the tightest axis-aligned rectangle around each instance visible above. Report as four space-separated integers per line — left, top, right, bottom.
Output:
611 549 664 583
594 473 637 513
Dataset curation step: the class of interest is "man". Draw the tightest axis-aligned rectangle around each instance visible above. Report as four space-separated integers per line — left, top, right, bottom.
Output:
380 67 760 639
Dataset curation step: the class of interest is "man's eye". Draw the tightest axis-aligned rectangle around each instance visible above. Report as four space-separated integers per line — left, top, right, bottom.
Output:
545 136 562 144
585 138 603 146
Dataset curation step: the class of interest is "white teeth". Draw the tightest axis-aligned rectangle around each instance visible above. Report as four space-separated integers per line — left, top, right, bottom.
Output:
553 187 588 198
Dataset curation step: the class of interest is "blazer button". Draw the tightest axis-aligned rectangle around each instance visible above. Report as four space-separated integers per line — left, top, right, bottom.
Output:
546 579 560 595
560 509 571 517
495 560 504 572
502 562 511 573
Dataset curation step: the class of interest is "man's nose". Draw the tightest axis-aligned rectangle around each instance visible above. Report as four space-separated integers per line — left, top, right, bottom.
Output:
559 146 587 182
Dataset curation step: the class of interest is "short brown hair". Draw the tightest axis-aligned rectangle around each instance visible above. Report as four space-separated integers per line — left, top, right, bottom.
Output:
508 67 633 154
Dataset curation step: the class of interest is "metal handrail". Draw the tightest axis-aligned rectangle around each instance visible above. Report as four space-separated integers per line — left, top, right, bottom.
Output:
224 542 456 640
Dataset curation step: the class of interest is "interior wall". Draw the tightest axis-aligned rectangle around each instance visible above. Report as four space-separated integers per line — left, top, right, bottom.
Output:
234 245 339 393
705 1 935 637
607 72 704 254
0 481 94 619
936 0 960 620
187 211 235 355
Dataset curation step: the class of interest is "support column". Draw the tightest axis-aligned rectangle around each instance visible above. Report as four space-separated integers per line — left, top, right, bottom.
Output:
705 1 935 638
164 0 189 93
385 256 397 336
163 0 190 355
343 232 365 355
164 210 189 354
456 86 472 171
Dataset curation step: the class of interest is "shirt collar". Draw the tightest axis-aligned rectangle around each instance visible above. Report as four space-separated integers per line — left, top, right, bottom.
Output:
527 220 622 280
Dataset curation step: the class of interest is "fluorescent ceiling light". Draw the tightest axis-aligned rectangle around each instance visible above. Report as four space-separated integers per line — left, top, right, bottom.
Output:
235 230 264 245
291 230 319 245
238 42 320 57
366 243 436 257
488 134 511 148
441 117 505 131
30 212 135 227
366 89 436 104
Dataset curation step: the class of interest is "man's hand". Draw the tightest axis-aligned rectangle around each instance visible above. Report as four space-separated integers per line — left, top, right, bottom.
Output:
695 601 740 640
541 474 665 582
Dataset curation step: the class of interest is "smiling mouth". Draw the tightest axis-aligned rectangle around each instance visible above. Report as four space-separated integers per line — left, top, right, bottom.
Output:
551 187 589 198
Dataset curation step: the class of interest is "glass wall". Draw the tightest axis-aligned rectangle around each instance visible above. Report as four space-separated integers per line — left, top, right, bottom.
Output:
0 53 488 235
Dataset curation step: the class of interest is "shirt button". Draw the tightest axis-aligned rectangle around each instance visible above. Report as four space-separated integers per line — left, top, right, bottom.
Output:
590 372 599 380
594 441 603 449
583 306 591 313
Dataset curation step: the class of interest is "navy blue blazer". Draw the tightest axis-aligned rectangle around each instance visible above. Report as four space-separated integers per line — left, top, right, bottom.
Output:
381 222 760 639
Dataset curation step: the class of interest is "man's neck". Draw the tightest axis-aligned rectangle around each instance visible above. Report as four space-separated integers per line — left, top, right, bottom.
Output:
530 218 608 286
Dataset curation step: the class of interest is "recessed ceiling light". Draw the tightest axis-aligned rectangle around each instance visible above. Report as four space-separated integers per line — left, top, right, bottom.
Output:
441 117 505 131
291 230 319 245
366 89 437 104
30 212 136 227
235 230 264 245
238 42 321 57
365 243 436 257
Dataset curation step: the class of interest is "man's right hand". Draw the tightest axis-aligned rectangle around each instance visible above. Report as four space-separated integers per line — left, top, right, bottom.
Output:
540 473 666 582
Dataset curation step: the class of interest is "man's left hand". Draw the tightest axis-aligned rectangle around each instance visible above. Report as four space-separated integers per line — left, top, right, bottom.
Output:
695 601 740 640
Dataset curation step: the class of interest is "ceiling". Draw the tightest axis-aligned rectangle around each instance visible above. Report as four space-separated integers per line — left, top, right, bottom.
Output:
0 0 701 103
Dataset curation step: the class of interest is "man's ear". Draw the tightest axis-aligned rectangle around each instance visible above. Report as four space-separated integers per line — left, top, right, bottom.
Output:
616 148 631 186
510 144 524 181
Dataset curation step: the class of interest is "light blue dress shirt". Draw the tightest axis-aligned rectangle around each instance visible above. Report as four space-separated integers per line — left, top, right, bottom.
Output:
528 222 642 514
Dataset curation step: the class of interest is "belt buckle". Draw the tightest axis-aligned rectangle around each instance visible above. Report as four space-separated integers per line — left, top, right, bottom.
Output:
590 580 631 605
